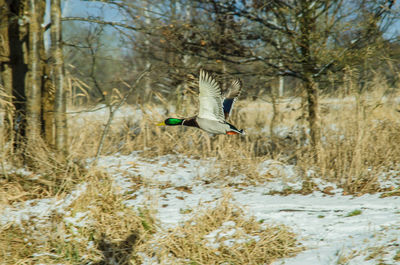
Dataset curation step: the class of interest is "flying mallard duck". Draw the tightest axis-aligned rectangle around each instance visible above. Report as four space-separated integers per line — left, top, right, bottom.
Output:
157 69 244 135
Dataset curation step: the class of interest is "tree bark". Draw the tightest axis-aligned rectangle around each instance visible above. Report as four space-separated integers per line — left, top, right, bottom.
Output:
8 0 29 148
51 0 67 153
299 0 321 162
38 0 54 146
41 63 55 146
304 75 321 161
143 1 152 102
0 0 14 144
26 0 42 142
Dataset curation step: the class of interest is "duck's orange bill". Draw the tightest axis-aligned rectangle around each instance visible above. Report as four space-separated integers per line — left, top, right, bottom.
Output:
226 131 239 135
156 122 166 126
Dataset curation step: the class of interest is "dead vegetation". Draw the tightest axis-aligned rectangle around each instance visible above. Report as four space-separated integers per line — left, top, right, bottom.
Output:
62 78 400 195
0 75 399 264
0 171 155 264
0 170 302 265
152 194 301 264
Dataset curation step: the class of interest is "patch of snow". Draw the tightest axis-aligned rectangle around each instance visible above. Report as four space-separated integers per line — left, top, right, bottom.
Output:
98 152 212 188
232 190 400 265
378 169 400 189
0 183 87 228
204 220 261 249
64 211 90 228
258 160 302 191
0 163 36 177
69 104 167 128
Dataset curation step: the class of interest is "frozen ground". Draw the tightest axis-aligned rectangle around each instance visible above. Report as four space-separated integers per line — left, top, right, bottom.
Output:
1 152 399 264
98 153 400 265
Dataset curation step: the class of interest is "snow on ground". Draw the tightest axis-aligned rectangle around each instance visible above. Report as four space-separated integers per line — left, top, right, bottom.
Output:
0 183 87 227
68 104 170 126
96 153 400 264
1 152 399 264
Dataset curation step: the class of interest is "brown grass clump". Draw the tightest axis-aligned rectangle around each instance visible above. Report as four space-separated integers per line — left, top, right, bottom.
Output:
317 117 400 195
301 86 400 195
0 171 155 265
153 194 301 264
0 135 86 206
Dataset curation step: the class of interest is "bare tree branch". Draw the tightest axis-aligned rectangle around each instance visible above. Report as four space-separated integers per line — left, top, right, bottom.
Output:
62 16 143 31
92 65 152 165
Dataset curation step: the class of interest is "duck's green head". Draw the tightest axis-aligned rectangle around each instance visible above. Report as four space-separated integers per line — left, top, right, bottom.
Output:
157 118 184 126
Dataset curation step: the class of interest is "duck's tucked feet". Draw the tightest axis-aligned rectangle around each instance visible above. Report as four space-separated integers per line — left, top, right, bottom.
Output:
226 130 244 135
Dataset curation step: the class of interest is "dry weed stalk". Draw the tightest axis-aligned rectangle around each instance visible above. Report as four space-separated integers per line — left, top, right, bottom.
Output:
93 67 151 164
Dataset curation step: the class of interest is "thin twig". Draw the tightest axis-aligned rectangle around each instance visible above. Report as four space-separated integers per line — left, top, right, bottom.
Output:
92 66 152 166
62 17 142 31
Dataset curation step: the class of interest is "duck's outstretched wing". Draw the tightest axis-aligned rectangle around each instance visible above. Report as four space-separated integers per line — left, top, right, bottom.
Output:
223 78 242 119
198 69 225 121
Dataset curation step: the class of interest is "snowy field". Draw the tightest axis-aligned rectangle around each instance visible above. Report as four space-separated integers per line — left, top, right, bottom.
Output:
2 100 400 264
2 152 399 264
99 154 400 264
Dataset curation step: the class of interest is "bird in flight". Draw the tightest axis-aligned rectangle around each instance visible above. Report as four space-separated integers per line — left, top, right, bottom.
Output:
157 69 244 135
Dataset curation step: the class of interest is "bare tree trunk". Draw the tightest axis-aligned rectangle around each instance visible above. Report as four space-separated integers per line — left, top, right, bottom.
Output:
8 0 29 149
299 0 320 162
304 76 321 161
143 1 152 102
39 0 54 146
26 0 42 142
0 0 14 145
51 0 67 153
270 83 278 140
42 63 55 146
274 16 284 98
278 70 284 97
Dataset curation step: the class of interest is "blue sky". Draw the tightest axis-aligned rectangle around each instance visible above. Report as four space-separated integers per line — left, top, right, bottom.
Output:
48 0 400 41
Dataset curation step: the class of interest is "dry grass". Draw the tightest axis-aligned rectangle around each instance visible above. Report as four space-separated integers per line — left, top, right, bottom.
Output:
317 116 400 194
152 193 301 264
62 76 400 194
0 73 399 264
0 136 85 207
314 87 400 194
0 171 155 265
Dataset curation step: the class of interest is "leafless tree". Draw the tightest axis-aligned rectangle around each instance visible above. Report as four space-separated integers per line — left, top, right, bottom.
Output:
0 0 65 159
51 0 68 153
26 0 43 142
131 0 396 161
